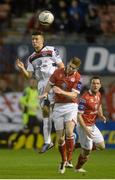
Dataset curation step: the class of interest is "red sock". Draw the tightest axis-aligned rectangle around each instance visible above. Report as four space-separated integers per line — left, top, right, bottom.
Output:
58 141 67 162
76 154 88 169
66 136 74 162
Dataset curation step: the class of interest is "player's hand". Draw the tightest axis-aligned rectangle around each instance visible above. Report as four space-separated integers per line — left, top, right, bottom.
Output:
100 115 107 123
16 58 25 70
39 92 48 99
85 128 94 139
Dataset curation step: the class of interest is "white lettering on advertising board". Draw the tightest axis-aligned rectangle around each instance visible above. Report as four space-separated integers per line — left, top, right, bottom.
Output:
84 47 115 73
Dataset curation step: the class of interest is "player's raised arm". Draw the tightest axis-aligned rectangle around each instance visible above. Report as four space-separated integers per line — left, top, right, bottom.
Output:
39 81 53 99
16 58 33 79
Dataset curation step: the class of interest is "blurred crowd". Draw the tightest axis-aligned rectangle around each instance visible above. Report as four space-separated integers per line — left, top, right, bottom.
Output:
0 0 115 42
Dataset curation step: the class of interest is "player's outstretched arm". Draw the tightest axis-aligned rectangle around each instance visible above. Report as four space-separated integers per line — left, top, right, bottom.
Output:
39 81 52 99
98 105 107 123
16 58 32 79
53 86 78 99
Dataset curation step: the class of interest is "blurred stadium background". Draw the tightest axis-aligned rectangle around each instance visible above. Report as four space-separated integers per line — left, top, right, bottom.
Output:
0 0 115 178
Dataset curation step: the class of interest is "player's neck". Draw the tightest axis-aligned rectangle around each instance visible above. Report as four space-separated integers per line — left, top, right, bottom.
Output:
90 90 97 96
34 46 43 53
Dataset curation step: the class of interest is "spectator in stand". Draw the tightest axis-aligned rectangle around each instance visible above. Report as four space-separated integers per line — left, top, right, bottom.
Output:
107 4 115 34
106 81 115 121
69 0 84 17
55 0 68 15
43 0 55 13
68 0 85 33
0 0 11 32
24 10 41 35
98 4 113 36
53 0 71 34
85 5 102 42
24 10 54 36
0 38 16 73
54 11 71 34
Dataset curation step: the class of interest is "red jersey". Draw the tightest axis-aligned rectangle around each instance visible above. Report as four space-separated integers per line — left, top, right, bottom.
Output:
49 68 81 103
78 90 101 126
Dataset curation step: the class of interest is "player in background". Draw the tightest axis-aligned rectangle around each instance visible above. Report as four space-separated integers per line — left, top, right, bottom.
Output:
8 78 40 149
16 31 64 153
39 57 82 174
75 76 106 173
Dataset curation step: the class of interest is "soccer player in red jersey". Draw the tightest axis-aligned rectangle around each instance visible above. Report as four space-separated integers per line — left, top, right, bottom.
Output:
16 31 64 153
39 57 82 174
75 76 106 173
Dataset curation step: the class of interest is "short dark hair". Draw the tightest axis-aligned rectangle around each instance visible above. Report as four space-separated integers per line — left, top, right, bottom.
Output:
70 57 81 68
90 76 102 84
32 31 44 36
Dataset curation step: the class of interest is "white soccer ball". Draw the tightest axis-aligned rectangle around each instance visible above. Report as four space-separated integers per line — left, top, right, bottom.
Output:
38 10 54 25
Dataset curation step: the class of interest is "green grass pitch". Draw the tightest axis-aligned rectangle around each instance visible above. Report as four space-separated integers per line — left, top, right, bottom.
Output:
0 148 114 179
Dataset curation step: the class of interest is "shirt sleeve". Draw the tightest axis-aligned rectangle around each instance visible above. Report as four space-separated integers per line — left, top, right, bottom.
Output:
26 57 34 72
72 80 82 94
72 74 82 94
78 97 86 114
52 47 63 64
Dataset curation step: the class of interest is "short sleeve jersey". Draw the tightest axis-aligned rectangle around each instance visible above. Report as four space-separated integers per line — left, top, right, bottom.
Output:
27 46 62 81
49 68 82 103
78 90 102 126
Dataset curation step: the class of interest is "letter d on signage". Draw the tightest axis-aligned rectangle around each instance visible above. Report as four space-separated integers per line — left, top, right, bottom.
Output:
84 47 109 72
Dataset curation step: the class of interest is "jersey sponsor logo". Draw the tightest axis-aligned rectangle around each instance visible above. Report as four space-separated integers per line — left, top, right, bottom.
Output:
70 77 75 82
90 99 94 102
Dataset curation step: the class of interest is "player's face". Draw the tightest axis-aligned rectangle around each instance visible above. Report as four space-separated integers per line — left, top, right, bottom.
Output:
90 79 101 93
67 62 78 74
32 35 44 51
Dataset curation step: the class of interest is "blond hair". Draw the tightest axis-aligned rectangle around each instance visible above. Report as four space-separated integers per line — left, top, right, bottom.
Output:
70 57 81 68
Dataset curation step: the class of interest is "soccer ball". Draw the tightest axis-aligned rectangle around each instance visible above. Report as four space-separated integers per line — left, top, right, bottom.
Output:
38 10 54 25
